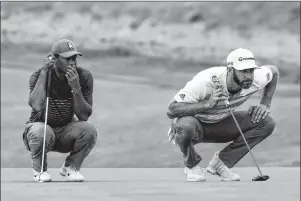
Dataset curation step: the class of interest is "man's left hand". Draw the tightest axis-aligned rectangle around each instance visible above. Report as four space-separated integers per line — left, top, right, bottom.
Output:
248 104 270 123
66 66 80 91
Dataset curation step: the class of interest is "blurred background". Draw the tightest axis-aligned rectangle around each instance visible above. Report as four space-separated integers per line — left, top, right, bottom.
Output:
1 2 300 168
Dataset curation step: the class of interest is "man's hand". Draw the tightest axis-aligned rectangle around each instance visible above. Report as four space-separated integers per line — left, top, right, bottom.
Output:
207 83 229 108
248 104 270 123
65 65 81 91
41 56 55 75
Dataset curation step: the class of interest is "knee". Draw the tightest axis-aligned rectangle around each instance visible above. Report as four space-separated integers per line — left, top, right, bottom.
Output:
26 123 55 151
78 121 97 142
261 115 276 136
174 117 199 141
27 123 54 140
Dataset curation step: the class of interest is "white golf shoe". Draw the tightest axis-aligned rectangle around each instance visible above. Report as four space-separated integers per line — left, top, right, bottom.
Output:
207 152 240 181
184 162 206 182
32 169 52 182
59 163 84 182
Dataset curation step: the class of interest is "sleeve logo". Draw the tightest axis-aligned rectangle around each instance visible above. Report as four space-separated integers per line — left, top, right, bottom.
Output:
179 94 186 100
266 72 270 81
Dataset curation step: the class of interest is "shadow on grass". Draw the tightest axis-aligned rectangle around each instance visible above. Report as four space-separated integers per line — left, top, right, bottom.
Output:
2 180 262 183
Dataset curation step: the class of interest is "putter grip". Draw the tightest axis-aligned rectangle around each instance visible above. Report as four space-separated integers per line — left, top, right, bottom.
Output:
46 69 52 97
224 100 230 107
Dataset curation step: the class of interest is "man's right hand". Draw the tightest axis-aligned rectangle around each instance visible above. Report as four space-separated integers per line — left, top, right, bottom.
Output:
207 84 229 109
41 54 55 74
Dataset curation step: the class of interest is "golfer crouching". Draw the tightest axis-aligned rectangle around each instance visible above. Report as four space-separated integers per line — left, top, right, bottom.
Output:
167 48 279 182
22 39 97 182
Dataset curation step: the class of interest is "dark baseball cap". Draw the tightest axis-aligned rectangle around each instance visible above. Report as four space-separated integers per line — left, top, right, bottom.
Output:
51 39 83 58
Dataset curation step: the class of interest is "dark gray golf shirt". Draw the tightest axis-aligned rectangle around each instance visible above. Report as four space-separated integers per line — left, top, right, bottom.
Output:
27 66 93 128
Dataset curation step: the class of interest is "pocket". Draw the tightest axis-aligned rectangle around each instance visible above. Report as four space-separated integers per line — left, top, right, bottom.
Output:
22 123 32 151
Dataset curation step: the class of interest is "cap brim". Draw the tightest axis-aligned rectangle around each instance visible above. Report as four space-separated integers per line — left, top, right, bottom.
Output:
234 61 259 70
60 51 83 58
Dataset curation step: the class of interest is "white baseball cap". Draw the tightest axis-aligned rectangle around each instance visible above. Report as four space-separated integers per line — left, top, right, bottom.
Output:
226 48 258 70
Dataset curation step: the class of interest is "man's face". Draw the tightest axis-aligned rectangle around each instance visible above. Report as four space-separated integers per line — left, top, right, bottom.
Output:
55 54 77 75
233 68 254 89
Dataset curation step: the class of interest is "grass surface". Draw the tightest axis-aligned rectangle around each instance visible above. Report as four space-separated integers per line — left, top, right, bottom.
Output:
1 168 300 201
1 50 300 168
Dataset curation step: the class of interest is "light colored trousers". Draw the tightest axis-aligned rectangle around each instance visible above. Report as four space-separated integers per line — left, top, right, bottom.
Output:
23 120 97 172
170 111 276 168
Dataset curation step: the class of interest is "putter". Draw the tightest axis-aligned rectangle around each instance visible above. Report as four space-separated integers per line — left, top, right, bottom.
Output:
224 100 270 181
38 68 52 182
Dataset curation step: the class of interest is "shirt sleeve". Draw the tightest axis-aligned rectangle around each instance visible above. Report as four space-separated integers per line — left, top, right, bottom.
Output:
82 71 93 107
174 74 207 103
29 71 40 94
253 66 273 90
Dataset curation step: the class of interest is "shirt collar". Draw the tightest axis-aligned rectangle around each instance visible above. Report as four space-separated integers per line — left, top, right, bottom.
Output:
218 69 229 94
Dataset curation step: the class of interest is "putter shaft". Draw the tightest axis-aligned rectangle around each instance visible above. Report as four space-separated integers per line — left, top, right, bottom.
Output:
225 101 263 177
40 97 49 177
39 69 52 181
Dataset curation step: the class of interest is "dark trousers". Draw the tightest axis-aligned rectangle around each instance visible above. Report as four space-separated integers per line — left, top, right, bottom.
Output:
172 111 276 168
23 120 97 172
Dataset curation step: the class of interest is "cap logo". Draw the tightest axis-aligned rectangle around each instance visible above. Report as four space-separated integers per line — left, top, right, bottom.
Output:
238 57 255 62
67 42 75 50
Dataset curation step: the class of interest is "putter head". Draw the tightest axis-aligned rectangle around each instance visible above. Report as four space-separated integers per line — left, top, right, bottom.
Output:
252 175 269 181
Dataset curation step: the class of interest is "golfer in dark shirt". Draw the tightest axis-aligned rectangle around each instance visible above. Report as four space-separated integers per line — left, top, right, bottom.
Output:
23 39 97 182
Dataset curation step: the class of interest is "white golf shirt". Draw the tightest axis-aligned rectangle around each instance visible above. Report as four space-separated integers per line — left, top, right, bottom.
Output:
173 66 273 123
168 65 273 144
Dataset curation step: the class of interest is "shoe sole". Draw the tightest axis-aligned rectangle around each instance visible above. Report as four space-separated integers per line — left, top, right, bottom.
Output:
187 177 206 182
221 178 240 181
35 180 52 182
34 177 52 182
